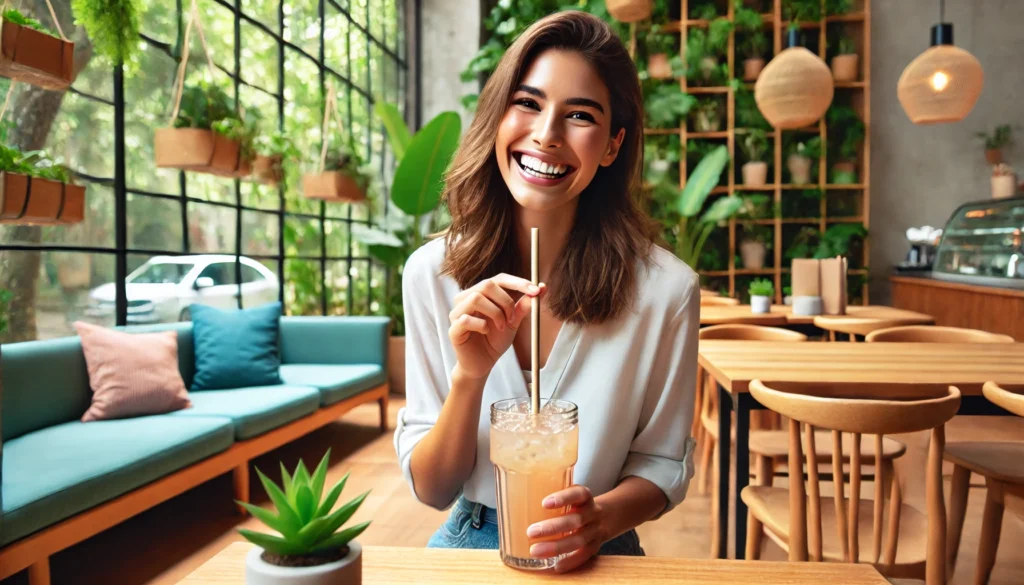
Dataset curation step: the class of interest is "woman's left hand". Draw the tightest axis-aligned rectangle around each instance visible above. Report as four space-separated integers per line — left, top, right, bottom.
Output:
527 485 607 573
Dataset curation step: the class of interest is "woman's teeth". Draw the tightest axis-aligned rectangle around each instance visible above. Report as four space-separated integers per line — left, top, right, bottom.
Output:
519 153 569 178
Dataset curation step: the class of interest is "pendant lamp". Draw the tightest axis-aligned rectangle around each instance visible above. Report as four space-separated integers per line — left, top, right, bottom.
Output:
754 29 834 129
897 0 983 124
606 0 652 23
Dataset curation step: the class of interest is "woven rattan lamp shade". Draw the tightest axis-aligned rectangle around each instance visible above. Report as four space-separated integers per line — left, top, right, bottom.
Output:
754 47 834 129
606 0 652 23
897 44 983 124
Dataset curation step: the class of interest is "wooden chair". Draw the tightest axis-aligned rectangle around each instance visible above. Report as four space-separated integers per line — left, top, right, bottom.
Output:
743 381 961 585
966 382 1024 585
865 325 1015 344
863 327 1019 580
694 325 906 560
700 295 740 306
814 315 912 342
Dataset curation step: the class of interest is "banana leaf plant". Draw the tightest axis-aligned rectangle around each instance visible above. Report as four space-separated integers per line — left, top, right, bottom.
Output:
351 104 461 335
673 145 742 268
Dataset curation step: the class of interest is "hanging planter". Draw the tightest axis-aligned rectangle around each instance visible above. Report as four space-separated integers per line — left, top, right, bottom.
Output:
0 6 75 90
252 155 282 185
155 127 251 177
606 0 652 23
303 83 370 203
0 173 86 224
250 132 298 186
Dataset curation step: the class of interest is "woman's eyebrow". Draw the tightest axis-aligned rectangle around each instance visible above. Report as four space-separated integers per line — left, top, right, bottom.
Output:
515 84 606 114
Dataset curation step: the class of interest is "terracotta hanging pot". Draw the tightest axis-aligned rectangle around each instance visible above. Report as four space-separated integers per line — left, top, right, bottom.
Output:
252 155 284 185
742 161 768 187
606 0 652 23
985 148 1003 165
0 17 75 90
831 54 859 82
154 128 252 178
0 173 86 225
743 58 765 82
303 171 366 203
787 154 813 184
648 53 672 79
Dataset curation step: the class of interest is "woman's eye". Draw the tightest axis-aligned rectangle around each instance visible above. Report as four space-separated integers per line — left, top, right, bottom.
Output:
513 98 539 110
568 111 596 123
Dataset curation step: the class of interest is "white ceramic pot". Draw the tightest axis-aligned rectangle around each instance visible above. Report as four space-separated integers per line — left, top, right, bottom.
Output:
750 296 771 314
388 336 405 395
245 542 362 585
741 162 768 187
786 154 812 184
992 174 1016 200
792 296 822 316
739 240 767 269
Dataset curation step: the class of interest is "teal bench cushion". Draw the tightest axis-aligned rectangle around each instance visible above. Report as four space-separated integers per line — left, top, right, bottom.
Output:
1 416 233 545
279 364 386 406
170 385 320 439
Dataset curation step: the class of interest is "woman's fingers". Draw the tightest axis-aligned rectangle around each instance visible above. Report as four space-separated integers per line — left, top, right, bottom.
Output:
530 521 602 559
542 485 593 509
490 273 542 297
448 314 488 345
553 541 601 573
527 513 585 539
509 282 546 330
449 291 508 332
475 280 516 321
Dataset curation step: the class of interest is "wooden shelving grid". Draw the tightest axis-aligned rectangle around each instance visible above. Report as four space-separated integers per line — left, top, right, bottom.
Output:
634 0 871 303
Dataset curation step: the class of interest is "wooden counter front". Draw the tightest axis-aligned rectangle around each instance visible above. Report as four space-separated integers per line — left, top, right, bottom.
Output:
890 275 1024 340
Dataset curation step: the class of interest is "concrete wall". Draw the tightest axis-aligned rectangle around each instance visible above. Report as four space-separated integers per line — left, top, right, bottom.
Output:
420 0 479 130
870 0 1024 302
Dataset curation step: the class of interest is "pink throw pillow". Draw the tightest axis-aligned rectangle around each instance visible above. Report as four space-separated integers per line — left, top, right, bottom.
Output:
75 321 192 422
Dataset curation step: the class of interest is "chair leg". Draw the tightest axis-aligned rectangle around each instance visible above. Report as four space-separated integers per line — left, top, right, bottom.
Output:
378 395 389 432
754 454 774 487
946 465 971 577
710 441 721 560
974 480 1005 585
745 509 765 560
699 432 714 496
233 462 250 515
28 558 50 585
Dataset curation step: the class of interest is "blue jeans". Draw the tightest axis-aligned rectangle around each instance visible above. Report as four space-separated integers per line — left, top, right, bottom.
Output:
427 497 645 556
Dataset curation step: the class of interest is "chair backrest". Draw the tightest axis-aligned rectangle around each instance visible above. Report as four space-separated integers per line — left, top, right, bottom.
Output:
699 324 807 342
749 380 961 585
700 296 740 306
700 288 720 298
983 381 1024 417
866 325 1015 343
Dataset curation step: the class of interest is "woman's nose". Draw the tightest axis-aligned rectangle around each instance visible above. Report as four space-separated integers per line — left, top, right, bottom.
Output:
530 108 563 149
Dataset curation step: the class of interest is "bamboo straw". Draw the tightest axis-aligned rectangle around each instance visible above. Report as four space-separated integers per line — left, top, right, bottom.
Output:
530 227 540 415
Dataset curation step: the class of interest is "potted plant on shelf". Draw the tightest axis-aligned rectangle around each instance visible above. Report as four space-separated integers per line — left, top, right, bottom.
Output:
733 0 766 81
826 105 864 184
672 145 742 268
685 18 733 87
0 126 86 224
155 82 255 178
784 0 822 23
992 163 1017 200
737 194 772 269
786 136 821 185
734 83 771 130
252 132 300 187
691 98 722 133
831 34 859 82
0 8 75 90
739 129 769 186
645 83 697 129
645 25 682 80
749 278 774 314
825 0 855 15
351 104 461 395
976 124 1012 165
815 223 867 262
240 450 370 585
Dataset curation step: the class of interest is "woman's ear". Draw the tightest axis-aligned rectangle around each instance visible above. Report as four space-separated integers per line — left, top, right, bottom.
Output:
600 127 626 167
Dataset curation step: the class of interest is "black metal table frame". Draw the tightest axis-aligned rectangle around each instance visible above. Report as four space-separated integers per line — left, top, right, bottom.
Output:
714 383 1012 560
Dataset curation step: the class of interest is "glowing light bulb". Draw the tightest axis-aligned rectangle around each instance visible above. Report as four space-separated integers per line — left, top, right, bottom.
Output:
930 71 950 91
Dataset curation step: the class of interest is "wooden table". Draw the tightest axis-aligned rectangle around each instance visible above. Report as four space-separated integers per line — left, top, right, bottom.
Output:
178 543 891 584
700 304 933 330
700 305 788 326
698 340 1024 560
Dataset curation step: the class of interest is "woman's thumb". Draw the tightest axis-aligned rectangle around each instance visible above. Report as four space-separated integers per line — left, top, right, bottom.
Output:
510 285 543 331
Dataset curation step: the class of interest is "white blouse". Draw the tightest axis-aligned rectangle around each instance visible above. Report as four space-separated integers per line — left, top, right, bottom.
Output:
393 237 700 514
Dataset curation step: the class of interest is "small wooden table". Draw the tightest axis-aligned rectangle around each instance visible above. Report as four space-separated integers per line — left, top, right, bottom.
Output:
178 543 891 584
699 340 1024 561
701 304 934 331
700 305 788 326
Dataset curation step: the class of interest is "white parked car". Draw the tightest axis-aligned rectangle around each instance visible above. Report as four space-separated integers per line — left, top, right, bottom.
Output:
86 255 280 324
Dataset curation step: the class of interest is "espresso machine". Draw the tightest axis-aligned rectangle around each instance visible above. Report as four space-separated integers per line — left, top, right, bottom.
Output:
897 226 942 271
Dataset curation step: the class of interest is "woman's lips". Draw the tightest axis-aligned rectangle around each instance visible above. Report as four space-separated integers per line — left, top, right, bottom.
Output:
512 154 575 187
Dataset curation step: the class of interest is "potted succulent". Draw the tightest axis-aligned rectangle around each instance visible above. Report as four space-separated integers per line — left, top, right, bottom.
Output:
749 278 774 313
992 163 1017 200
645 25 683 80
827 105 864 184
0 126 85 224
831 34 859 82
240 449 370 585
645 83 697 129
0 8 74 90
739 129 769 186
252 132 300 187
786 136 821 185
691 98 722 133
976 124 1012 165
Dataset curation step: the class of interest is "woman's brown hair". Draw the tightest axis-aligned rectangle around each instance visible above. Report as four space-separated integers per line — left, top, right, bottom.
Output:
440 10 655 325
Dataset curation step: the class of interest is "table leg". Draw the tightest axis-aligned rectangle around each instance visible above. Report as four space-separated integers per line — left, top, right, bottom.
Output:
734 393 751 560
716 384 732 559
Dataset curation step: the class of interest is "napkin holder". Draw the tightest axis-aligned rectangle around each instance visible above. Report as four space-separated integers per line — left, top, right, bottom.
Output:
791 257 848 315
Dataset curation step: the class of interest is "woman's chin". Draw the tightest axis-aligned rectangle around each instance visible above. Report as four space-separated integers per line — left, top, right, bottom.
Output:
509 188 577 213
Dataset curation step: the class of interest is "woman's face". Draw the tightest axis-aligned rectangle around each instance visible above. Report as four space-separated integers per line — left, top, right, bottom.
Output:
495 49 625 213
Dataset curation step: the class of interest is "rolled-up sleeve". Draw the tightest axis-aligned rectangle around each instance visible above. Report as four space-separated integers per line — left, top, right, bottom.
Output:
618 277 699 515
392 251 455 507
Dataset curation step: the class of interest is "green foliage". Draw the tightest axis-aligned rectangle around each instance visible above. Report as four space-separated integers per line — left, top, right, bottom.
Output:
826 105 864 162
816 223 866 258
691 98 722 131
645 25 676 56
733 0 763 31
173 82 237 130
212 112 260 160
783 0 822 23
390 112 461 217
255 131 301 161
741 31 769 59
691 1 718 19
836 35 856 55
673 145 741 267
644 134 682 185
237 449 371 558
72 0 142 74
825 0 855 15
3 8 54 36
749 278 774 297
0 123 72 183
685 20 733 85
781 187 822 217
734 83 770 130
787 135 822 160
645 84 697 128
976 124 1013 150
375 102 412 161
785 226 819 259
323 145 373 193
0 288 11 335
739 129 769 162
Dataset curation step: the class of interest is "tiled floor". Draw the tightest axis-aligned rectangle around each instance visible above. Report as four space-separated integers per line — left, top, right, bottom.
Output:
7 398 1024 585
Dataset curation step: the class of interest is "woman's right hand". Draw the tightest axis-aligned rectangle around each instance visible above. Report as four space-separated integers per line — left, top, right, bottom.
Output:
448 274 545 381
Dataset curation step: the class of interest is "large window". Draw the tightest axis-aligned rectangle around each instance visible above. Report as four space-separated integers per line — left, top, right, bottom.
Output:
0 0 410 341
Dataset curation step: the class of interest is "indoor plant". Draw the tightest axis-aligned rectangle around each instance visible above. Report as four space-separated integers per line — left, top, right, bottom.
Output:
739 129 769 186
155 82 255 178
253 131 300 187
0 125 85 224
976 124 1012 165
691 98 722 132
831 34 858 82
737 194 772 269
992 163 1016 200
749 278 774 313
351 104 461 394
0 7 75 90
645 83 697 129
645 25 683 79
815 223 867 261
71 0 142 73
734 83 771 130
786 136 820 184
672 145 741 268
303 142 373 203
783 0 822 23
827 105 864 184
685 18 732 86
734 0 766 81
240 449 370 584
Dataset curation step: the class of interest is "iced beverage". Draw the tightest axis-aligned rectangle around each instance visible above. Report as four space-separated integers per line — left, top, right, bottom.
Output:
490 398 579 570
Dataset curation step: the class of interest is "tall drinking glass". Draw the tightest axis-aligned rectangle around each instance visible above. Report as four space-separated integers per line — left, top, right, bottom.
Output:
490 398 579 570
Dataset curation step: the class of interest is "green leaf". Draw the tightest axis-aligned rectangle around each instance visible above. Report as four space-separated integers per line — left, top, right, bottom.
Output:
312 521 372 553
294 459 311 489
317 472 350 517
678 145 729 217
317 490 370 540
699 195 744 224
279 462 295 504
295 484 316 525
255 468 302 530
310 450 331 506
238 529 306 556
391 112 461 216
237 502 299 538
374 102 412 161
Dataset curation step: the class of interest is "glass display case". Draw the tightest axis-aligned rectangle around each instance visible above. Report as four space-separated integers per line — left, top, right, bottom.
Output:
933 197 1024 289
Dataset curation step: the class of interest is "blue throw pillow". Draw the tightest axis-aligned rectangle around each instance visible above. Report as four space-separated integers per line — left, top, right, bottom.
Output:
190 301 284 391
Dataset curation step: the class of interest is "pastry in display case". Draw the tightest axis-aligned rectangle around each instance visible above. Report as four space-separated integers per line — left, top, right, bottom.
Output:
932 197 1024 289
